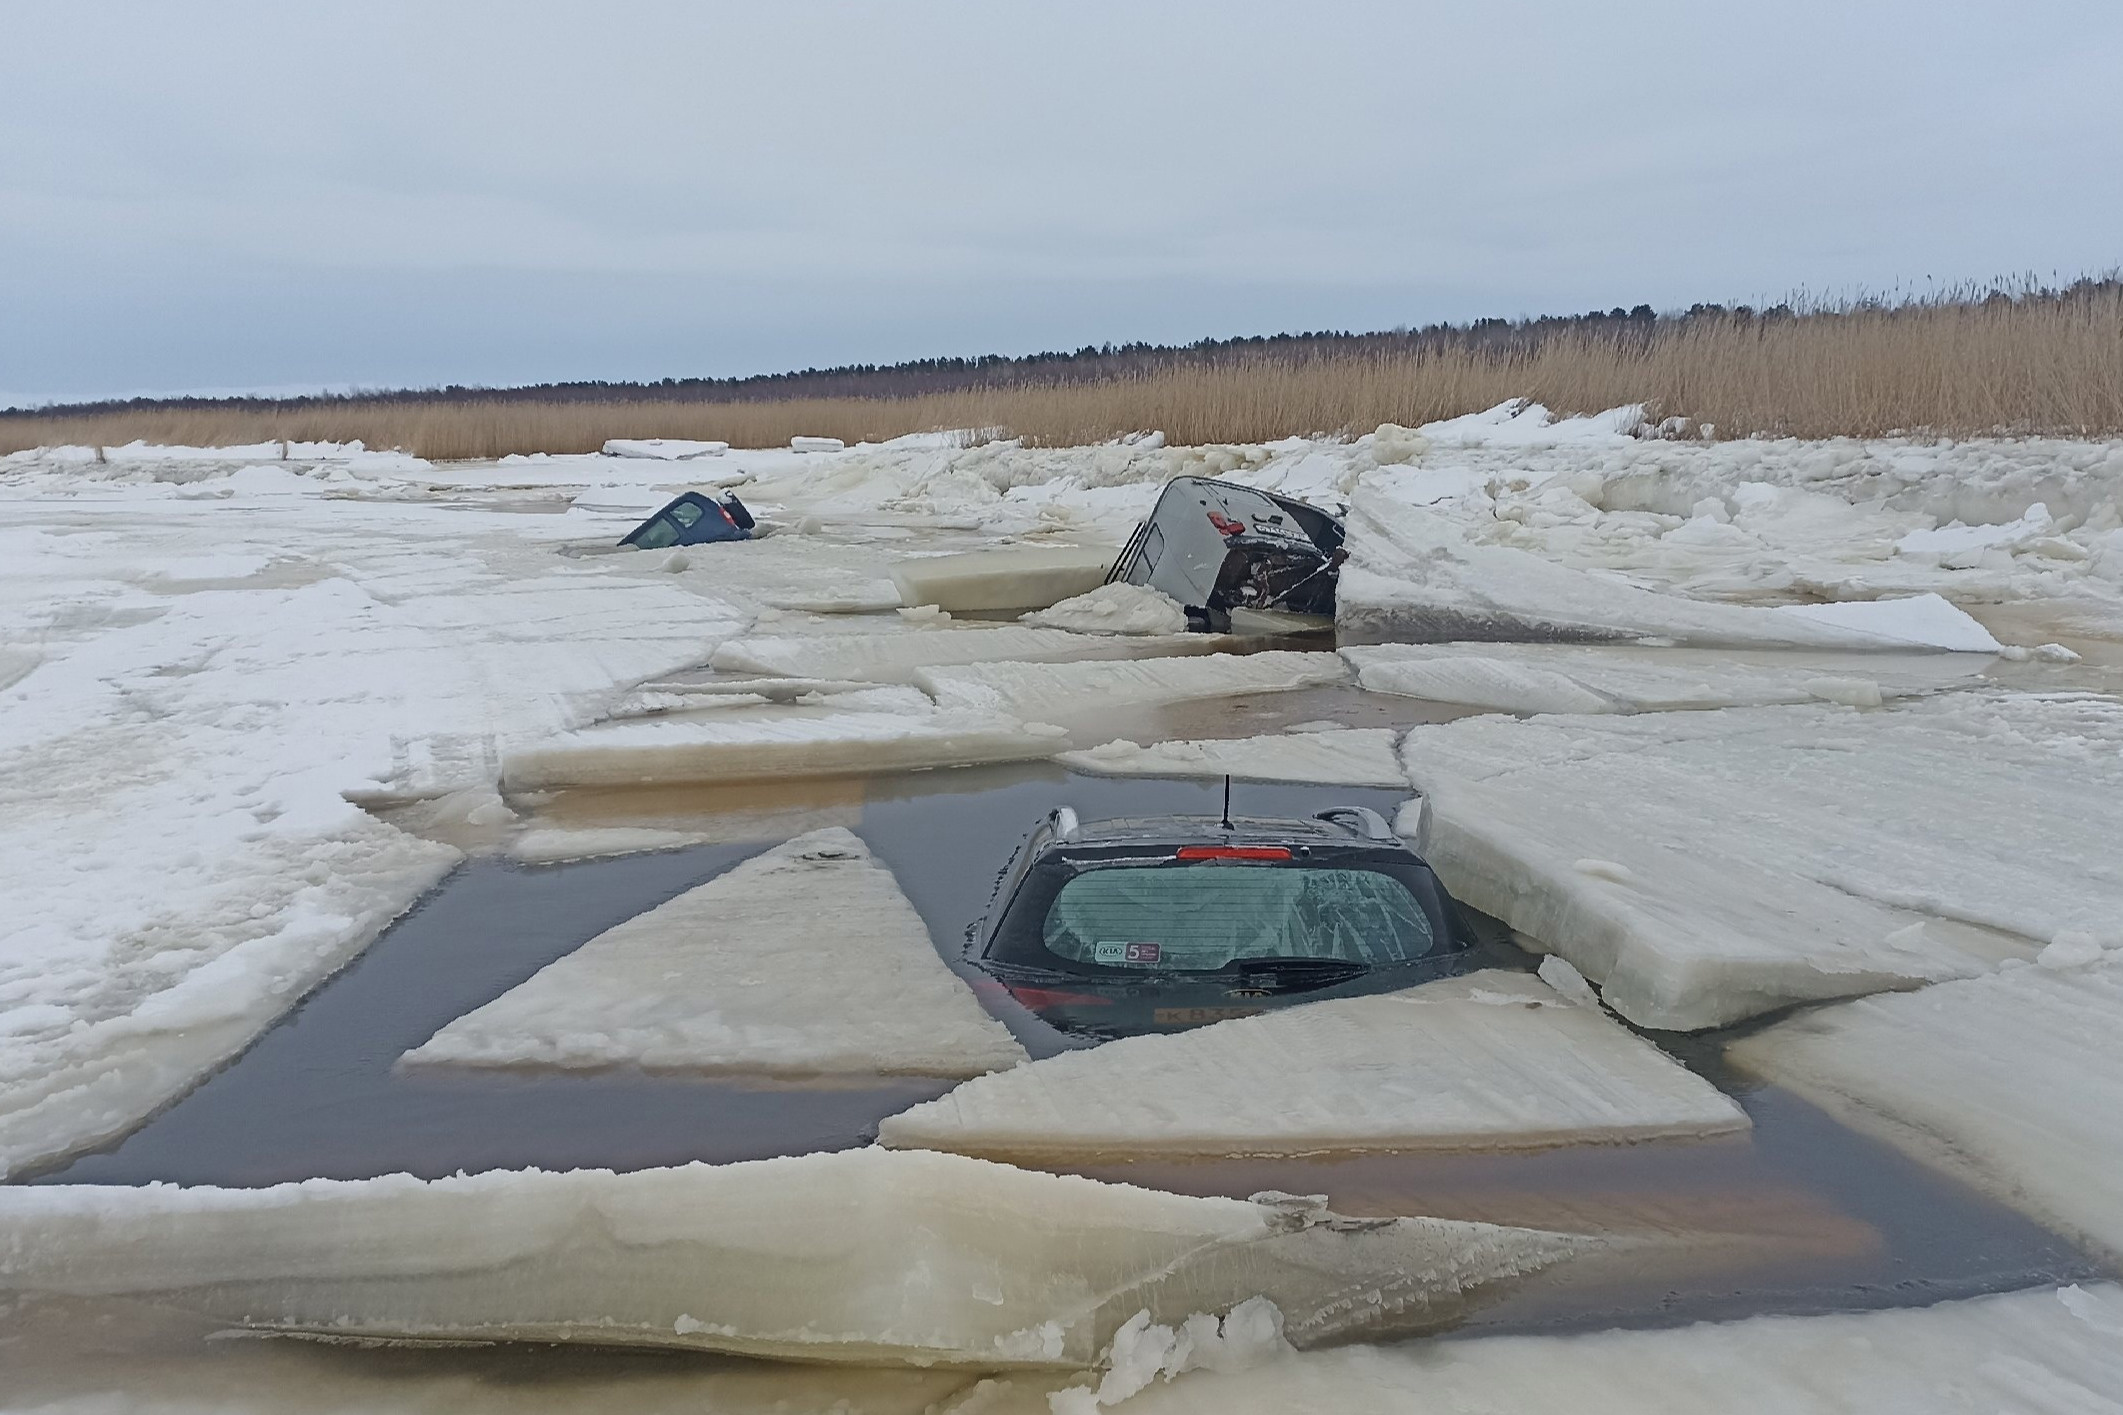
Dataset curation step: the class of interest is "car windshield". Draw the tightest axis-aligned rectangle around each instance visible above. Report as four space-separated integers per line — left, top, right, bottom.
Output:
1039 863 1435 970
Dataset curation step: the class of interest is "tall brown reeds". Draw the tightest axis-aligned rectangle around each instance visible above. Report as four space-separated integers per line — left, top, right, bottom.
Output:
5 285 2118 458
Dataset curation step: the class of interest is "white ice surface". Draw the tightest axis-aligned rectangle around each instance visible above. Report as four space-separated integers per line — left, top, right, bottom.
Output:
893 545 1117 613
710 626 1218 684
405 828 1026 1077
602 438 728 459
1343 642 1992 715
1731 950 2123 1262
917 652 1347 719
1055 729 1406 787
0 1149 1598 1367
1398 693 2123 1029
879 971 1747 1160
1025 583 1188 636
956 1283 2123 1415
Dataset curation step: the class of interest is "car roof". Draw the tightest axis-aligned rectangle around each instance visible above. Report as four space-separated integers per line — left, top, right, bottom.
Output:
1058 812 1395 848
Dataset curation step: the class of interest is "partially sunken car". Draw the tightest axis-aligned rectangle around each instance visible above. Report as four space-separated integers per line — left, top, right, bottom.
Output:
967 802 1474 1039
620 491 756 549
1106 477 1345 633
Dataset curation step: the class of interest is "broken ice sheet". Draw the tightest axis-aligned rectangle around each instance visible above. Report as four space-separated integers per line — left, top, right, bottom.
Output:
878 971 1747 1161
404 828 1026 1077
916 651 1348 719
946 1282 2123 1415
0 1148 1601 1367
1730 950 2123 1264
708 625 1218 684
1054 728 1406 787
1398 692 2123 1030
1342 642 1991 715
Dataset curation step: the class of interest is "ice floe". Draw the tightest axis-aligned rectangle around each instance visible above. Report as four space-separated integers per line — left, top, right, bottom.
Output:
953 1282 2123 1415
1731 951 2123 1263
0 1148 1600 1366
878 971 1747 1161
1399 692 2123 1029
710 625 1217 684
602 438 729 459
893 545 1118 613
1342 642 1992 715
917 651 1347 719
1055 729 1406 787
1025 583 1189 636
403 828 1026 1077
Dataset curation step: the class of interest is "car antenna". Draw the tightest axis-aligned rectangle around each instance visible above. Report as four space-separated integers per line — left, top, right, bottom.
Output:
1221 774 1234 832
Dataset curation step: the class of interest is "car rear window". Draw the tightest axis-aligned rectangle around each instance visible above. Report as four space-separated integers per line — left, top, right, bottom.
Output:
1039 863 1436 970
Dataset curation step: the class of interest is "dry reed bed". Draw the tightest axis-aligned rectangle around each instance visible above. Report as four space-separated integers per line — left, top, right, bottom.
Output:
6 294 2119 459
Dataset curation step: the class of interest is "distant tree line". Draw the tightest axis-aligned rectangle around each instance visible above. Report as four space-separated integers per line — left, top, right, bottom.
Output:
10 276 2115 419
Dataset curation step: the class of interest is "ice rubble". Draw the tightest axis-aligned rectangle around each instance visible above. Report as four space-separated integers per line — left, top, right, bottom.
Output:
1055 729 1406 787
879 971 1747 1160
1338 489 2005 650
1397 692 2123 1030
602 437 728 459
1731 951 2123 1263
0 1149 1599 1366
1025 583 1189 636
404 829 1026 1077
917 652 1347 719
950 1283 2123 1415
1342 642 1991 715
709 626 1219 684
893 545 1118 613
501 701 1063 789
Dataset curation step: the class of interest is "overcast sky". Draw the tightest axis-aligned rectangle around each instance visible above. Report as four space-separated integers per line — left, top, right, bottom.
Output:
5 0 2120 404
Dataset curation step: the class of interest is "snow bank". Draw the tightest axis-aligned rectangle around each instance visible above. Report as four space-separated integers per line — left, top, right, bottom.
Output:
955 1283 2123 1415
1343 643 1990 715
879 971 1747 1160
602 438 728 459
917 651 1347 718
501 701 1063 789
405 829 1026 1077
1731 951 2123 1262
1399 693 2123 1029
1056 729 1406 787
1025 583 1188 636
1339 489 2004 650
0 1149 1599 1366
709 626 1218 684
893 545 1118 613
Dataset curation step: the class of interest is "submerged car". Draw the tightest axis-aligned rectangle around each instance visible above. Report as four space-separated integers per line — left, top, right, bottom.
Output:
620 491 756 549
1106 477 1346 633
967 802 1475 1039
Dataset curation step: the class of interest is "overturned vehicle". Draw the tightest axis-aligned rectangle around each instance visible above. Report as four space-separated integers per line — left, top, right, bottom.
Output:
620 491 756 549
967 803 1476 1040
1107 477 1345 633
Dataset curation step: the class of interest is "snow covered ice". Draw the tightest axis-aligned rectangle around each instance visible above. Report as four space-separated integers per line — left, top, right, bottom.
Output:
0 1148 1602 1366
892 545 1118 613
404 828 1026 1077
1398 691 2123 1029
1025 583 1189 636
916 651 1347 719
708 625 1219 683
1731 949 2123 1263
1343 642 1992 715
949 1283 2123 1415
878 970 1747 1160
1055 728 1406 786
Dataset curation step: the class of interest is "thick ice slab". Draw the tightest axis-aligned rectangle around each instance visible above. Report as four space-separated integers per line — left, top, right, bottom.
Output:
1025 584 1188 636
1343 642 1991 715
892 545 1116 613
0 1149 1599 1366
1731 951 2123 1263
710 626 1213 684
1339 488 2004 650
879 971 1746 1160
1055 729 1406 787
501 702 1063 789
405 829 1026 1076
917 651 1347 718
955 1283 2123 1415
1399 693 2123 1029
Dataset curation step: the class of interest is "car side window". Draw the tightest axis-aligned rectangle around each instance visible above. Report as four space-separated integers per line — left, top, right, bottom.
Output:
631 516 681 550
668 500 706 528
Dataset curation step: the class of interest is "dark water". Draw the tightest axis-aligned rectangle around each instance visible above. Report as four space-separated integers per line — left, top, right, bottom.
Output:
31 766 1408 1184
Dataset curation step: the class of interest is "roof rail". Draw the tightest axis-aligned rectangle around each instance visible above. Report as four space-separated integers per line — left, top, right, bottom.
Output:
1049 806 1081 841
1312 805 1393 841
